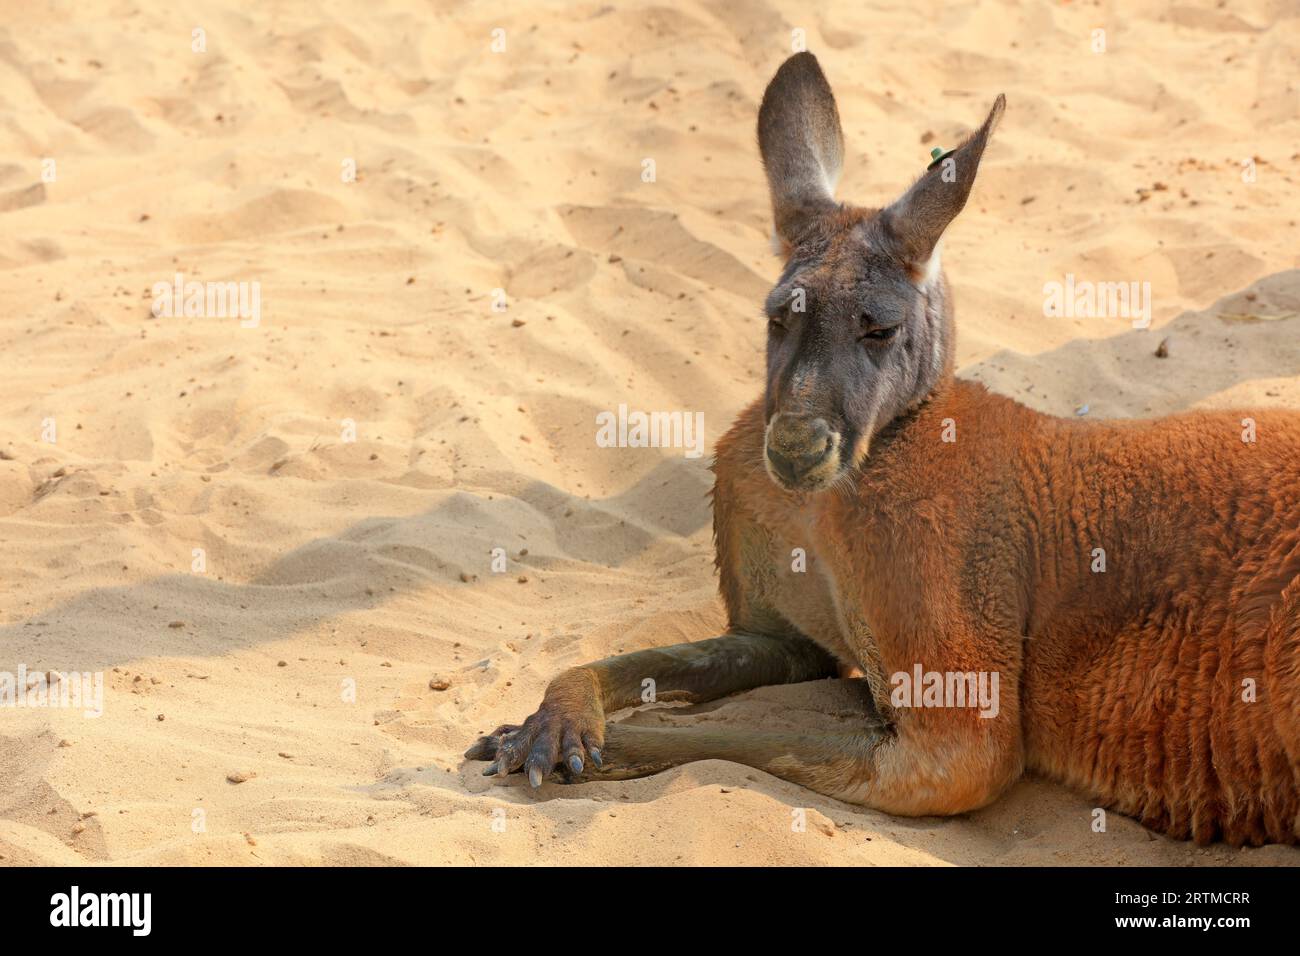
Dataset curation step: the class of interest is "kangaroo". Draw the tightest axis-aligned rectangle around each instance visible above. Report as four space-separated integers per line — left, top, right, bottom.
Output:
466 53 1300 846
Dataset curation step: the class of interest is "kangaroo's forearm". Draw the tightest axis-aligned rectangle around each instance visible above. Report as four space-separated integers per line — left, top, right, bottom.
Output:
570 632 838 712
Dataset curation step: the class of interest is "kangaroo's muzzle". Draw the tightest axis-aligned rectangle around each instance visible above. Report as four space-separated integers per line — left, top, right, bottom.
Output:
764 414 841 490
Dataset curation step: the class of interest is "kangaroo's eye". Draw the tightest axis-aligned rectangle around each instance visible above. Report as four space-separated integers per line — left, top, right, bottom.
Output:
859 313 899 342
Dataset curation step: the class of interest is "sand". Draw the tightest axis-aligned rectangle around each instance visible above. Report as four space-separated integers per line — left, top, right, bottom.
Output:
1 0 1298 866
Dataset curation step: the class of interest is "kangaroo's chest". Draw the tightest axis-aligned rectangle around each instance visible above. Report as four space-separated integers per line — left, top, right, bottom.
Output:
738 489 895 700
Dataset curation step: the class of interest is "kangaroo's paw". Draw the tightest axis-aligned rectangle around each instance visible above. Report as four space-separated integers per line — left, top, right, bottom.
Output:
463 672 605 787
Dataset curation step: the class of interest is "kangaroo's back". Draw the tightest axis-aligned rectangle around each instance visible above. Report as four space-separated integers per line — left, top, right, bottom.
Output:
1015 405 1300 844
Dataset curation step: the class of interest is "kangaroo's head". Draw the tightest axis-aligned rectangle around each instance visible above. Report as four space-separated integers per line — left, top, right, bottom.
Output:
756 52 1004 492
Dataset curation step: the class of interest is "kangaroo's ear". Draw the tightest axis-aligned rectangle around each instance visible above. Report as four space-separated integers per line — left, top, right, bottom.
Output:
881 94 1005 272
757 52 845 249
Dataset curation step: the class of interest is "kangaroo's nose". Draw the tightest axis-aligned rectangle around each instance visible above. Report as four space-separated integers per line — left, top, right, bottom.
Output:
766 415 832 484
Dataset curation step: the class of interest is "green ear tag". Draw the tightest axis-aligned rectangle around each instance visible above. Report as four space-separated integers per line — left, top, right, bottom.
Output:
927 146 956 170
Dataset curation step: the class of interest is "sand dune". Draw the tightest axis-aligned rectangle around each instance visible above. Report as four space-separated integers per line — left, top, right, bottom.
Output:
1 0 1298 865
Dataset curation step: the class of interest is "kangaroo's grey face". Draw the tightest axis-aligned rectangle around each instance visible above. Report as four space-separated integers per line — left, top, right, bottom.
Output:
755 52 1003 493
762 212 949 491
